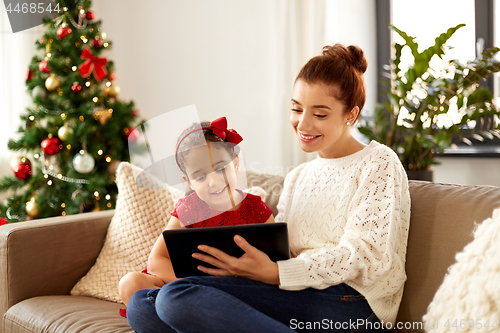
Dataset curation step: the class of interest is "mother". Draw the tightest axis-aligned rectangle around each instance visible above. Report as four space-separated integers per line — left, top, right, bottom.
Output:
127 44 411 332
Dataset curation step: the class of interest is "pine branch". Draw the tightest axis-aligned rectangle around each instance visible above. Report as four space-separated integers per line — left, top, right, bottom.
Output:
0 176 26 192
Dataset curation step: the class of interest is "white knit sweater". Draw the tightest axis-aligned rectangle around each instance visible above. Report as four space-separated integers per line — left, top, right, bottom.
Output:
276 141 411 325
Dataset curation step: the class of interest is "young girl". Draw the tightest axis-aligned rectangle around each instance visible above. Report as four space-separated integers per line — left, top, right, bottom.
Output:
118 117 275 307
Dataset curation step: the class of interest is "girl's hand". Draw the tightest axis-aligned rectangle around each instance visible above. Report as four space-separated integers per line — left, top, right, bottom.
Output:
193 235 280 285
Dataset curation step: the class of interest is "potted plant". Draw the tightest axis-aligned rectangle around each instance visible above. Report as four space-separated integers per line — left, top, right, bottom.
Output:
358 24 500 181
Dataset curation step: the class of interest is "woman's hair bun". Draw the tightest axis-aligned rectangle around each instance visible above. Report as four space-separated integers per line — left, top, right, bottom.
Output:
347 45 368 74
322 44 367 74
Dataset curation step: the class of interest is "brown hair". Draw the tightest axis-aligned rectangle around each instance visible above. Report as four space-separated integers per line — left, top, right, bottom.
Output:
295 44 367 121
175 121 238 177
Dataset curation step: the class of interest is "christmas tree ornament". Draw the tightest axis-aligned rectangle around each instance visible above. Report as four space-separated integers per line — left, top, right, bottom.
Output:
0 217 7 226
10 156 32 180
57 25 72 40
92 39 102 49
26 69 34 81
78 47 108 82
71 82 82 93
45 39 52 54
57 125 72 141
108 72 116 81
93 108 113 125
41 137 61 155
32 86 47 98
26 196 40 218
39 60 51 73
45 75 61 91
104 82 120 98
126 127 140 143
73 150 95 173
132 109 138 117
85 10 95 20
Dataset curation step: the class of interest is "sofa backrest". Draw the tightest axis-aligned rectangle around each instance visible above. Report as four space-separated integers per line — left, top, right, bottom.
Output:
397 181 500 332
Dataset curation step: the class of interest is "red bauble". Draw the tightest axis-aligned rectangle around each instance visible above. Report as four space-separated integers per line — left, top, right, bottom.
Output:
108 72 116 81
57 26 72 40
71 83 82 92
41 137 61 155
86 10 95 20
11 156 32 180
126 128 140 143
92 39 102 48
39 60 51 73
132 109 138 117
13 162 32 180
26 69 34 81
0 218 7 226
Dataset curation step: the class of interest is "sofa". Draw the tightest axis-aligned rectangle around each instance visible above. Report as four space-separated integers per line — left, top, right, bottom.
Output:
2 171 500 333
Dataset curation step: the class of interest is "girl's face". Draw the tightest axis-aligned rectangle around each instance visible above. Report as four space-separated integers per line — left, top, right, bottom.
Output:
182 144 240 211
290 80 358 158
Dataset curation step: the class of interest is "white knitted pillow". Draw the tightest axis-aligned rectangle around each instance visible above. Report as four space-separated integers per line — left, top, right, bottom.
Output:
423 207 500 332
71 162 183 303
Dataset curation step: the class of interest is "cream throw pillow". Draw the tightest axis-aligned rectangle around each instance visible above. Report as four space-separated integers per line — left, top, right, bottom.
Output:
423 207 500 332
71 162 184 303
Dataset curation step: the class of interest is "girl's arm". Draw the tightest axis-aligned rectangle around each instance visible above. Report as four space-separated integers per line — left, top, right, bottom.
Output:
146 215 184 283
264 214 275 223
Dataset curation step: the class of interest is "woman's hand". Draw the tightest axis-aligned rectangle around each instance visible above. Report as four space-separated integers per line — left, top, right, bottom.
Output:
193 235 280 285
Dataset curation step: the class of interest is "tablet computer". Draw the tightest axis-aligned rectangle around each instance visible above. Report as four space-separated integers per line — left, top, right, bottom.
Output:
163 223 290 278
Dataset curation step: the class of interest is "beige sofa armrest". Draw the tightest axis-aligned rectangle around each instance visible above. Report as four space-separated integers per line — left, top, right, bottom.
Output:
0 210 114 321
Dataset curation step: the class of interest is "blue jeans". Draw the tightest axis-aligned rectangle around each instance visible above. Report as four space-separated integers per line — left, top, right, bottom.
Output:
127 276 381 333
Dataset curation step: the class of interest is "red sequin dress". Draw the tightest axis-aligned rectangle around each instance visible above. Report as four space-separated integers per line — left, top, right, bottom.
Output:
171 190 273 227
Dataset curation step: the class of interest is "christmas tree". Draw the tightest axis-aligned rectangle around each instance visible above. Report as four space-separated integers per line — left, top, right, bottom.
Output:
0 0 143 223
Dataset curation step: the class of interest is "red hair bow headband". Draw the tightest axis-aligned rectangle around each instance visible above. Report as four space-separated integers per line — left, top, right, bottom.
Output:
175 117 243 168
209 117 243 145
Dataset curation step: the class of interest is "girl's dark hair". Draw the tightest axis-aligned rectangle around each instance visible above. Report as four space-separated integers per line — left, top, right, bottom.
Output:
295 44 367 121
175 121 238 177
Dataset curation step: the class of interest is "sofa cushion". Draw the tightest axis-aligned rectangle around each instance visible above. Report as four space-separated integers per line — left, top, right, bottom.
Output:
397 181 500 331
423 207 500 330
3 296 132 333
70 162 184 303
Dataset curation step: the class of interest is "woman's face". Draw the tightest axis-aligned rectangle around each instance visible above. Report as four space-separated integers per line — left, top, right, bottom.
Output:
290 80 357 158
182 144 240 211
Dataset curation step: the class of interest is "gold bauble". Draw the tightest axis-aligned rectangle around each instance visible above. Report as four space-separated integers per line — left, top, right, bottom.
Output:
26 197 40 218
104 83 120 98
45 75 61 91
57 125 72 141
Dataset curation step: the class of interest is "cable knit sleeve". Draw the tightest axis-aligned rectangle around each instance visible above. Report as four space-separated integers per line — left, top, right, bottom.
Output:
277 146 410 293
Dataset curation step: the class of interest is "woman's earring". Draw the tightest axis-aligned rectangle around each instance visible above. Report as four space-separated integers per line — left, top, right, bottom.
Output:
346 121 351 126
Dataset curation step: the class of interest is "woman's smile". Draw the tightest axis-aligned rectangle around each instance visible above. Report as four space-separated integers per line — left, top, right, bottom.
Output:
298 131 322 142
